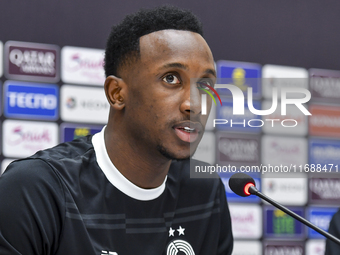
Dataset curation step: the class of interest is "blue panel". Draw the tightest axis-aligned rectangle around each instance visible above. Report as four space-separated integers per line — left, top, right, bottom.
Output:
264 206 305 239
61 124 103 142
4 81 59 120
309 138 340 171
307 207 338 239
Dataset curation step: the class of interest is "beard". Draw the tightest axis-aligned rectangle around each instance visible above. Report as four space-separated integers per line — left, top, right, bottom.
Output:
156 143 198 161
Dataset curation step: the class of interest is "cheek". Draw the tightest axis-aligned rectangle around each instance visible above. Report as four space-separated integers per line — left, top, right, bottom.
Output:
149 100 164 123
150 100 178 128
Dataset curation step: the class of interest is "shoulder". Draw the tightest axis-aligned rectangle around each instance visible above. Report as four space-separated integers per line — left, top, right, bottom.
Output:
2 158 61 186
30 135 94 162
0 158 66 230
1 135 96 193
26 135 97 175
1 158 65 203
0 158 65 254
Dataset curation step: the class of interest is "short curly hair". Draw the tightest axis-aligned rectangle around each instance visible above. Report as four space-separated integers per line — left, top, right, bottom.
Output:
104 5 203 77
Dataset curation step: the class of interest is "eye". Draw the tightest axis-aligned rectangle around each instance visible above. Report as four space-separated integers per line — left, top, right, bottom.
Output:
197 79 214 90
162 74 181 85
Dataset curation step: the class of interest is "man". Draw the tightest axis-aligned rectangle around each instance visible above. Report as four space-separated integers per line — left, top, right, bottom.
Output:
0 6 233 255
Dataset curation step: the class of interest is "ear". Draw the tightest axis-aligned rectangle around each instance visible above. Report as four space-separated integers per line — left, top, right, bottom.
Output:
104 75 126 110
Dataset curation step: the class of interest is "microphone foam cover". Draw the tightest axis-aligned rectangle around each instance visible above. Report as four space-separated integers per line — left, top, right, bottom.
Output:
228 173 256 197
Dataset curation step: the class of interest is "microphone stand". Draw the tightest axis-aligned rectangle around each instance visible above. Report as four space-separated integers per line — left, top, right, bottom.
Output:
249 185 340 246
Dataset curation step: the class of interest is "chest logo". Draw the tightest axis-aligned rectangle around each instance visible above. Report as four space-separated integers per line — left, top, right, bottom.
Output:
166 239 195 255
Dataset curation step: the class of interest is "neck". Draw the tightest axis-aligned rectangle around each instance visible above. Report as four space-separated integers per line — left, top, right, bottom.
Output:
104 123 171 189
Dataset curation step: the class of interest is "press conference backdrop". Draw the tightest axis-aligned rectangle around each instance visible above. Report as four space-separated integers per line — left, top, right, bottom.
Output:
1 1 340 255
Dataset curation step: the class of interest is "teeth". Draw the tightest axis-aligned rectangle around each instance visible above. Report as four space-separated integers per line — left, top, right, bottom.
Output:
183 127 195 132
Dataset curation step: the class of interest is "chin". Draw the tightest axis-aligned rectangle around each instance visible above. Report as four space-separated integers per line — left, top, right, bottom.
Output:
156 144 197 161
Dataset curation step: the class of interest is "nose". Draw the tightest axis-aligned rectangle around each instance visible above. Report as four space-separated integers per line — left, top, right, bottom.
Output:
180 82 201 116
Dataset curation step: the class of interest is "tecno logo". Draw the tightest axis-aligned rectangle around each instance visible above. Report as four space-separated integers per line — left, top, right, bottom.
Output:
203 84 312 128
8 92 56 109
4 81 59 120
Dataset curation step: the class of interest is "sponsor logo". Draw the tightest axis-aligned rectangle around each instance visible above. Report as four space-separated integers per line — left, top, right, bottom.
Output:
216 133 260 166
309 104 340 137
262 178 307 206
309 138 340 168
264 206 305 238
4 81 59 120
308 207 338 238
262 64 308 99
0 41 3 77
60 123 103 142
3 120 58 158
4 41 59 83
229 204 262 238
66 97 76 109
61 85 109 124
264 241 304 255
310 68 340 102
262 135 307 167
309 178 340 203
61 46 105 86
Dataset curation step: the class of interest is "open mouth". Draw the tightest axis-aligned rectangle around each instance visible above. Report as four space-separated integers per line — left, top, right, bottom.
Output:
173 122 203 143
182 127 196 133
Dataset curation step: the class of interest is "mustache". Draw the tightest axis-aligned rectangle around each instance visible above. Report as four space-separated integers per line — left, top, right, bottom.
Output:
169 116 205 131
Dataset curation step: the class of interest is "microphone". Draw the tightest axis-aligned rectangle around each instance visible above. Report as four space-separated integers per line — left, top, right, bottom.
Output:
229 173 340 246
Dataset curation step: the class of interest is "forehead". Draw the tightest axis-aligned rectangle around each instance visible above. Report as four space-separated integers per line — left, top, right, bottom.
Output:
138 30 214 68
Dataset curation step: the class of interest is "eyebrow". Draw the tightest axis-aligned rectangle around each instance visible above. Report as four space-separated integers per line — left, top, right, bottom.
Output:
205 68 216 77
159 62 216 77
161 62 188 70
